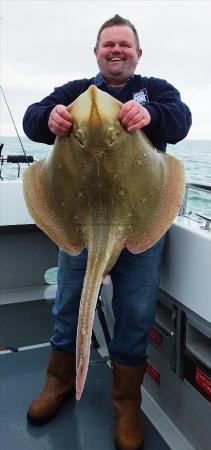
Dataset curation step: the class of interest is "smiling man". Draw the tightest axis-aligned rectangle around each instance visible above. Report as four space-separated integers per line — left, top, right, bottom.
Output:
94 24 151 133
94 24 141 86
23 14 191 450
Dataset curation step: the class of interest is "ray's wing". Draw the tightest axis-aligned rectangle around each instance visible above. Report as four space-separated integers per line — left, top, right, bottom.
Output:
124 148 185 253
23 151 84 256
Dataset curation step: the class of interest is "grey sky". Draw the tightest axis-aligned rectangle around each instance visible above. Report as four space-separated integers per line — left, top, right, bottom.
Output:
1 0 211 139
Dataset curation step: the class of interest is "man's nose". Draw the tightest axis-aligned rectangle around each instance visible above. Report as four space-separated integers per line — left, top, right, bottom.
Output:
111 44 122 52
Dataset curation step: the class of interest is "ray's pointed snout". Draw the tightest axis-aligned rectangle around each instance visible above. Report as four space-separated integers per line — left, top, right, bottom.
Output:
89 85 122 125
68 85 122 128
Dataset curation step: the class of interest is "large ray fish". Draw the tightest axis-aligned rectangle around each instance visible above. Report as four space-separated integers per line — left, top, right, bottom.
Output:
23 85 185 400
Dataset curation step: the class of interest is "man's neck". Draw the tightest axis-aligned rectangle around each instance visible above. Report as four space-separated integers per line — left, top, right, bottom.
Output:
101 73 129 87
105 78 126 87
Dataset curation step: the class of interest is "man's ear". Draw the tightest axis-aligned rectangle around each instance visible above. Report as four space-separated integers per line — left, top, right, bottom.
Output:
138 48 142 59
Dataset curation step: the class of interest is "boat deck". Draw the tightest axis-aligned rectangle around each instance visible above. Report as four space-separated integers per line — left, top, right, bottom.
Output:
0 345 169 450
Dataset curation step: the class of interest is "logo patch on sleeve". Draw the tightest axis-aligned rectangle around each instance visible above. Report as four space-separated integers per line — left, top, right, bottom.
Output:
133 89 149 105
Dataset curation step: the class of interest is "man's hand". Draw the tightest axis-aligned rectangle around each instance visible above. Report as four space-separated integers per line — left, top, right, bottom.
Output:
48 105 73 136
118 100 151 132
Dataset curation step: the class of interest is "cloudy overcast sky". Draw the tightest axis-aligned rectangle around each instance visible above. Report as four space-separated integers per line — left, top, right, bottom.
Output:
1 0 211 139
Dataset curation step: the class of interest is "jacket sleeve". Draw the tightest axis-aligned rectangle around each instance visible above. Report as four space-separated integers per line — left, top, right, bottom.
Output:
22 82 76 144
143 77 192 144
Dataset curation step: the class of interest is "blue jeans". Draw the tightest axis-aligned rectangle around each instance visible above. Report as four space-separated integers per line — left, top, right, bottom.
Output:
51 235 166 366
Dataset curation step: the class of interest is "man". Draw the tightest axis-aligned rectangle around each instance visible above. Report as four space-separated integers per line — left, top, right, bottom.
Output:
23 15 191 450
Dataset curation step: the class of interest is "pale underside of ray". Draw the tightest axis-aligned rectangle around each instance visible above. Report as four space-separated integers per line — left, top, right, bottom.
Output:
23 85 185 400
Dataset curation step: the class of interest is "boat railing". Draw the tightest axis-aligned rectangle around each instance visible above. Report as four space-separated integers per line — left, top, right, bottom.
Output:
180 182 211 230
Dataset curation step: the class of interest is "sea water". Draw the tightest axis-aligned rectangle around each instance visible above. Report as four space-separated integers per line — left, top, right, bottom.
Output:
1 136 211 217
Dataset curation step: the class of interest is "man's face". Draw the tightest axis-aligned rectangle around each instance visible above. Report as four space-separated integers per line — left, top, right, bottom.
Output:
94 25 142 86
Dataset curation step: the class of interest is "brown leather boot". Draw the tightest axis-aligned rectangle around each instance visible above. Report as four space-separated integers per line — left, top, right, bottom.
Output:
112 361 146 450
27 349 76 425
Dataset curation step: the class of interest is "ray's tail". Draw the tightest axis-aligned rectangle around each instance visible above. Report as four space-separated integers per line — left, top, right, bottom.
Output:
75 231 122 401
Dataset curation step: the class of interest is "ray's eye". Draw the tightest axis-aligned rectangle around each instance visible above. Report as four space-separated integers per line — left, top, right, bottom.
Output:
73 129 86 147
106 126 120 146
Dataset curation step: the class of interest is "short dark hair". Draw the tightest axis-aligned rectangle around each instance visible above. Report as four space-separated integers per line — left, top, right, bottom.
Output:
95 14 140 50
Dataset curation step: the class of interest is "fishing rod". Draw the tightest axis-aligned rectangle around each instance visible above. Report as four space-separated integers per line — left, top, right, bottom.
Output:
0 85 34 179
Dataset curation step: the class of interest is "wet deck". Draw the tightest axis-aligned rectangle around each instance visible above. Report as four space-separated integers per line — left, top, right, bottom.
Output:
0 345 169 450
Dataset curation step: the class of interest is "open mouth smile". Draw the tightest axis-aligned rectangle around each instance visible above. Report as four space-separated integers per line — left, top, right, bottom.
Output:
108 58 125 62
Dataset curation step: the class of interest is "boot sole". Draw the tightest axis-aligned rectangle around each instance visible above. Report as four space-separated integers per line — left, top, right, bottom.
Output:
26 391 75 426
115 441 144 450
27 410 57 426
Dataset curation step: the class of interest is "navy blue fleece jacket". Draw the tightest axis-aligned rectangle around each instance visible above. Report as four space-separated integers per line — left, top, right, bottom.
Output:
23 74 192 152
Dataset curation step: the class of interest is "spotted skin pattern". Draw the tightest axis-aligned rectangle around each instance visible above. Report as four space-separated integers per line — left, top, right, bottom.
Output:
23 86 185 400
